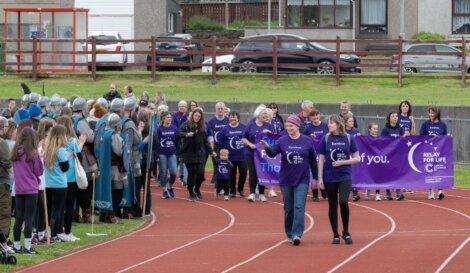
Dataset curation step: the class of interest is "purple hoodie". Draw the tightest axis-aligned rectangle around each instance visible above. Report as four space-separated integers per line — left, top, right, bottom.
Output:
12 147 44 195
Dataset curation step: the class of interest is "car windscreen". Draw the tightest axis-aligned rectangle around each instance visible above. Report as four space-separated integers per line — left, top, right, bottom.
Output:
89 35 119 45
157 41 185 47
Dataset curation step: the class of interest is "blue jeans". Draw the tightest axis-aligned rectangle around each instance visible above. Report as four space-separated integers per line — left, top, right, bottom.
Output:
159 154 177 188
280 183 309 240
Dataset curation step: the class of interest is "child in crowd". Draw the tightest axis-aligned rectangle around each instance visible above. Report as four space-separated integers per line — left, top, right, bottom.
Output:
215 149 233 201
364 122 383 201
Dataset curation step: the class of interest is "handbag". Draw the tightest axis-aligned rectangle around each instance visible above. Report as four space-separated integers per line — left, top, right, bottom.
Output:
74 140 88 190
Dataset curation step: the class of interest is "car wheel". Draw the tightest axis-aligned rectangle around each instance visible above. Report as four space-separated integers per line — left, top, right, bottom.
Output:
218 63 231 72
239 60 257 73
316 60 335 74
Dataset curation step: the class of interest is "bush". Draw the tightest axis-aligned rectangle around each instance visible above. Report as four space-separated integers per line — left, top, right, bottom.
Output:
411 32 446 41
228 20 279 30
186 16 224 31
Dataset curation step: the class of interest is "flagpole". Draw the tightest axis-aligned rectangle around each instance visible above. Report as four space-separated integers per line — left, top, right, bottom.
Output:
87 173 107 236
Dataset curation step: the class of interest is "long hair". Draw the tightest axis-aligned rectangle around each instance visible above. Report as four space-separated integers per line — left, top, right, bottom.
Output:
5 119 17 140
45 125 68 170
399 100 413 116
160 111 172 125
188 108 205 132
428 107 441 121
56 116 76 139
10 127 38 162
37 118 57 141
327 115 346 136
138 108 150 126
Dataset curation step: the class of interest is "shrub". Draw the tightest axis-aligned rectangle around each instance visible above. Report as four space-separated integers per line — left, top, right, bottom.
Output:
411 32 446 41
186 16 224 31
228 20 279 30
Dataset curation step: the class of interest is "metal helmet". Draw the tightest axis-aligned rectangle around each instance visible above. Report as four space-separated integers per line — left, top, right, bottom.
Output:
97 97 109 109
37 96 50 108
29 92 40 104
50 95 61 106
21 94 30 105
123 97 137 111
72 97 87 112
60 98 68 107
109 98 124 113
107 113 121 128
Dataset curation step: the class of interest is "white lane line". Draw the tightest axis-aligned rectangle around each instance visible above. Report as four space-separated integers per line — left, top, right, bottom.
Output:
326 203 397 273
410 200 470 220
16 211 157 273
220 200 315 273
435 236 470 273
116 196 235 273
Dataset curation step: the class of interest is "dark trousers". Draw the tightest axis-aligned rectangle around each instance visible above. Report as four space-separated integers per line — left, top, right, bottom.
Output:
230 160 247 195
186 162 204 196
324 180 352 237
77 177 93 212
211 144 222 182
135 162 151 215
0 183 12 237
246 156 265 195
46 188 67 237
34 190 46 232
64 182 79 234
112 188 124 218
13 194 38 241
216 179 230 196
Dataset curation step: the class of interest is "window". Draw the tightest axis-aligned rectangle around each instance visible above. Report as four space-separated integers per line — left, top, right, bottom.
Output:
453 0 470 34
168 13 174 34
435 45 459 53
408 45 435 53
287 0 351 28
360 0 387 33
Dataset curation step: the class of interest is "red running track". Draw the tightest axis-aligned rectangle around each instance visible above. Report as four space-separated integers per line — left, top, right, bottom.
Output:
15 179 470 273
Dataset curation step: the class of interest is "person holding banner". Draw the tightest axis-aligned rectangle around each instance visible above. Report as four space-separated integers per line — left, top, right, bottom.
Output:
242 105 274 202
420 107 448 200
303 109 328 202
260 115 318 246
381 112 405 201
317 115 360 245
344 115 360 137
364 122 383 201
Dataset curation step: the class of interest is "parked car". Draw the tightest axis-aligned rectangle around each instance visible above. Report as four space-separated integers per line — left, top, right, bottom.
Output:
231 33 361 74
146 33 204 71
87 31 128 70
201 55 234 72
391 43 470 73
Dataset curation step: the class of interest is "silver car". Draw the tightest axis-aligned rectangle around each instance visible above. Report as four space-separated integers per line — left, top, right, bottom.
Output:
391 43 469 73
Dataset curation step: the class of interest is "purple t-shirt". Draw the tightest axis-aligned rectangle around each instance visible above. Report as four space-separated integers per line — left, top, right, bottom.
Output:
346 128 360 136
271 116 284 134
317 134 358 183
218 123 246 161
157 124 178 155
397 115 413 132
420 120 448 136
216 159 232 180
208 116 229 145
303 122 328 139
381 125 404 136
269 134 317 186
243 121 274 158
172 112 187 128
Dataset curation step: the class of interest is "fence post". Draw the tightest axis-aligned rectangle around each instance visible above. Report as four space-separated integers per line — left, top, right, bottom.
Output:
461 36 467 88
32 36 37 81
211 36 217 84
335 36 340 86
91 36 97 81
398 36 403 88
151 36 157 81
273 36 278 83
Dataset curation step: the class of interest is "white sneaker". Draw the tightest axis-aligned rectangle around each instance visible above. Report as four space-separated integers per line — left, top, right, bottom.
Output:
224 196 229 201
365 190 370 200
428 190 435 200
67 233 80 241
259 194 267 202
57 233 72 242
247 193 255 202
268 189 277 197
375 194 382 201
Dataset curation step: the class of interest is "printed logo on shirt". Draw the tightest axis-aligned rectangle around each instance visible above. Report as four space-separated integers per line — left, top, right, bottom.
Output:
329 147 348 161
218 164 229 174
286 151 304 165
228 136 244 150
160 137 174 148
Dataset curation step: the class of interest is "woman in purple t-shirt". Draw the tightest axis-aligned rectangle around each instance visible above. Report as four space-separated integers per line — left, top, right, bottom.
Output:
398 100 415 136
261 115 318 246
317 115 360 245
242 105 274 202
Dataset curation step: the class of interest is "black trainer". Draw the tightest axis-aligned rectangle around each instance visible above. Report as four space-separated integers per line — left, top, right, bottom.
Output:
438 191 445 200
292 236 301 246
342 234 353 245
353 194 360 202
321 190 327 199
332 235 340 244
13 247 23 254
23 247 39 255
238 190 245 197
312 196 320 202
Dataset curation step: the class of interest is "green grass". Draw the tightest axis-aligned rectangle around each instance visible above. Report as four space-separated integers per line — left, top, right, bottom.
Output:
1 72 470 105
1 218 146 273
455 165 470 188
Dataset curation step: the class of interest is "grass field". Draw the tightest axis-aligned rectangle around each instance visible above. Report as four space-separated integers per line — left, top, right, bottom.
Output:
1 72 470 105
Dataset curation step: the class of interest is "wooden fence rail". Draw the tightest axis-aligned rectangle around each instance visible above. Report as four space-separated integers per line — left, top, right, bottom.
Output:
1 36 468 87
